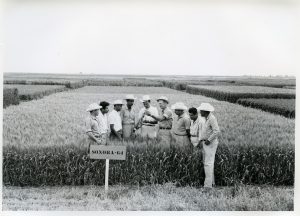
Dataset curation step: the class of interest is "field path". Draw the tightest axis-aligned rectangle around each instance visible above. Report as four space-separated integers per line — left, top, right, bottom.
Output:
3 184 293 211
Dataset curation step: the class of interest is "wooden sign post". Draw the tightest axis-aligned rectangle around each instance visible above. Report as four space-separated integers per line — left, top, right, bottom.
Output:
90 145 126 192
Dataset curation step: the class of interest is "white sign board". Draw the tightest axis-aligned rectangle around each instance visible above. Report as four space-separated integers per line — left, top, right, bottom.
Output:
89 145 127 192
90 145 126 160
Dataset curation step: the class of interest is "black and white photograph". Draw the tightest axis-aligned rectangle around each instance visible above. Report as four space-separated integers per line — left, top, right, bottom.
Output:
1 0 298 213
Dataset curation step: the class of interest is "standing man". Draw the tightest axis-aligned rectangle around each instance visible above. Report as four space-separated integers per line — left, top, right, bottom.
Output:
120 94 137 140
85 103 103 149
98 101 110 145
146 96 173 148
136 95 159 140
171 102 191 151
188 107 205 148
198 103 220 190
108 100 123 141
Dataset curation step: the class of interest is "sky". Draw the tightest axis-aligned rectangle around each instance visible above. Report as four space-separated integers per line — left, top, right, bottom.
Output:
3 1 299 76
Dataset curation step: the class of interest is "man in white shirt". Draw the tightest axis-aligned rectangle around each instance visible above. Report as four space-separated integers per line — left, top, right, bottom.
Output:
98 101 110 145
198 103 220 191
136 95 159 140
108 100 123 141
188 107 205 148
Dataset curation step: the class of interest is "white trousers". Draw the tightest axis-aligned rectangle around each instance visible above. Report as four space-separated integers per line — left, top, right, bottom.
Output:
190 137 199 147
141 125 157 139
202 140 218 188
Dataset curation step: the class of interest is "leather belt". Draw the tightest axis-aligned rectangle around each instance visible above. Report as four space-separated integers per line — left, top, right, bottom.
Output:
142 124 156 127
143 120 158 124
123 122 135 125
159 127 172 130
173 133 187 136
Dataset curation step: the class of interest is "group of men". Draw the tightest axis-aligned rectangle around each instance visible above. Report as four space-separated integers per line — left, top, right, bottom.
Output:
85 94 220 189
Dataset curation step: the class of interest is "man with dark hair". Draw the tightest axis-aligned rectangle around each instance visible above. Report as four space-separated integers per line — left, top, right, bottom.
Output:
98 101 110 145
108 100 123 141
120 94 137 140
188 107 205 148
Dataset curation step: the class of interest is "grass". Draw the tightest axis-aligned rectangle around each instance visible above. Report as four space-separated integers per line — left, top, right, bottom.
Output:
2 183 293 211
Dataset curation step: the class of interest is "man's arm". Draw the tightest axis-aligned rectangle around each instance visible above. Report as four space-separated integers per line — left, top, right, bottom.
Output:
186 129 191 140
185 117 191 140
85 118 101 144
135 109 144 128
110 124 122 140
86 132 102 144
120 109 124 122
207 116 220 142
197 118 205 147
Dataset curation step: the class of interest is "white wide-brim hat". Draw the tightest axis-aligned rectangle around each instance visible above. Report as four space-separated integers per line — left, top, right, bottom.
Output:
125 94 137 100
113 100 124 105
157 96 169 103
86 103 102 112
197 103 215 112
140 95 151 102
171 102 187 110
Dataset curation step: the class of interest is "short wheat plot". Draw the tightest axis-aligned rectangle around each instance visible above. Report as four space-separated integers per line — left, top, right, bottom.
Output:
186 85 295 103
3 86 294 187
237 98 295 118
4 84 67 101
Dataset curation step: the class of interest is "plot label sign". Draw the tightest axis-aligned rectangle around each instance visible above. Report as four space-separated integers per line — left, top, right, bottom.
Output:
90 145 126 160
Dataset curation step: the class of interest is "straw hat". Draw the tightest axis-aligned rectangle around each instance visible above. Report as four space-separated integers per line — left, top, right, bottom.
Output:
156 96 169 103
86 103 102 112
125 94 137 100
171 102 187 110
140 95 151 102
197 103 215 112
113 100 124 105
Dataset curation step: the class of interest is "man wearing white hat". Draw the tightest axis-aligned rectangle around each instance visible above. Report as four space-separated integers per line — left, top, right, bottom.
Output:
198 103 220 190
171 102 192 150
136 95 159 140
85 103 104 148
145 96 173 148
120 94 138 140
108 100 123 141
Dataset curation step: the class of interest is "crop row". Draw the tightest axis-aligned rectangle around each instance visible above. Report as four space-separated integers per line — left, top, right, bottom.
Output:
237 98 295 118
3 88 19 108
186 85 295 103
3 142 294 187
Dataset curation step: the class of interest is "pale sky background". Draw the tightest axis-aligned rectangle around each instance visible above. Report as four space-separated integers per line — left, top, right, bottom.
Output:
3 0 299 76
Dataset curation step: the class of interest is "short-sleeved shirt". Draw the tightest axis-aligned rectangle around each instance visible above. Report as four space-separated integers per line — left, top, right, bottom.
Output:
190 116 205 140
120 106 137 125
199 113 220 144
97 112 109 134
108 110 122 131
158 107 173 129
172 113 191 136
138 106 159 124
85 115 101 138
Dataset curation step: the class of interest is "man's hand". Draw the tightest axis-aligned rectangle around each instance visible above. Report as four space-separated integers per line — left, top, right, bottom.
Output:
204 140 211 145
144 110 151 116
96 139 102 145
